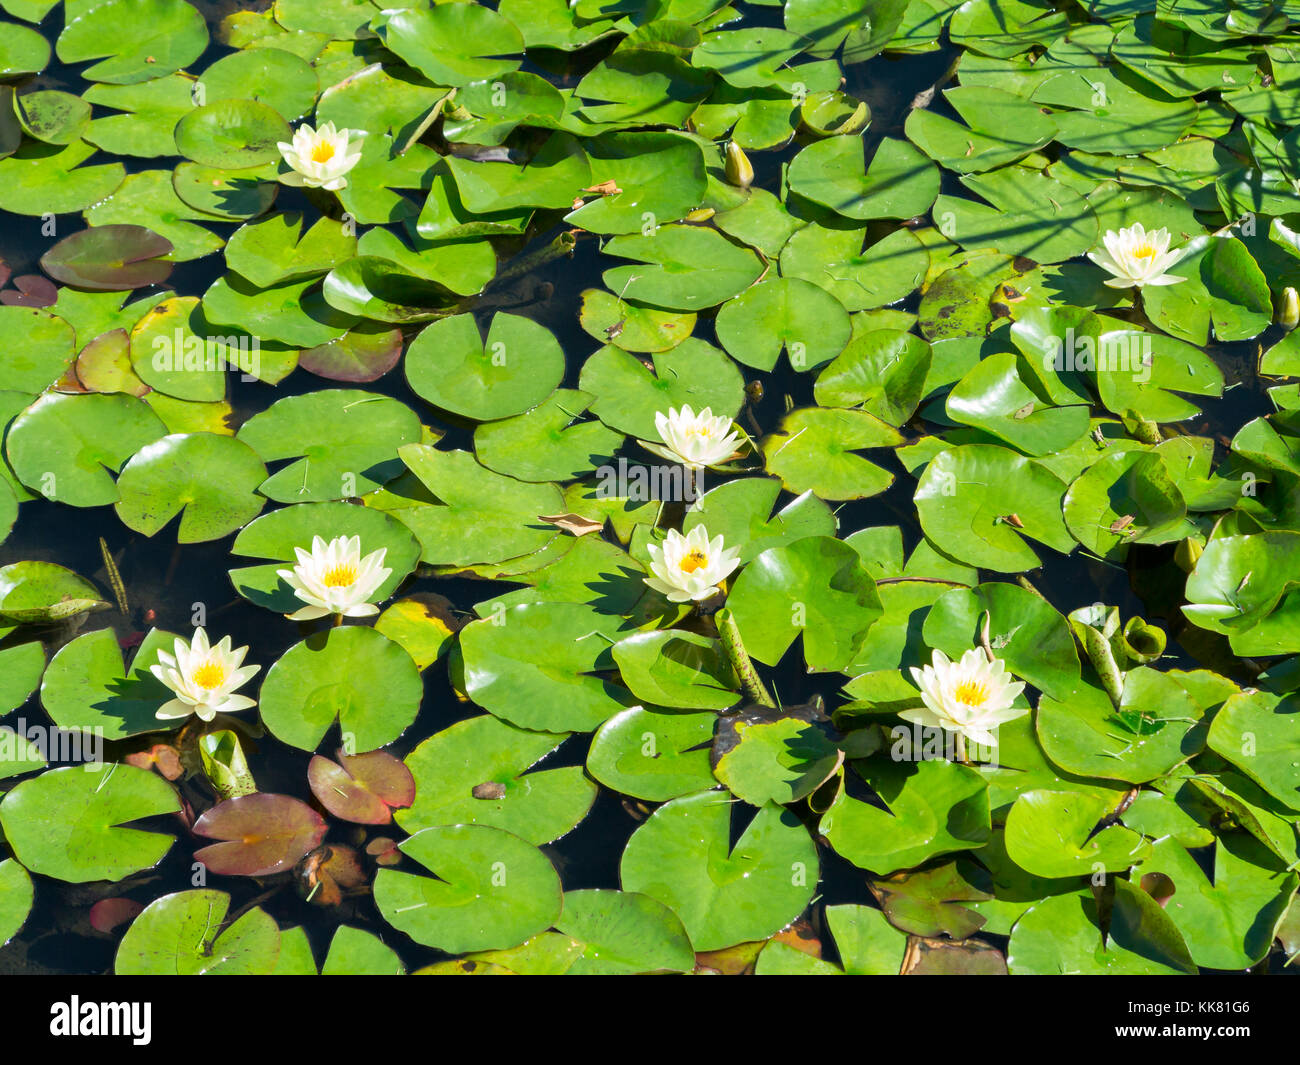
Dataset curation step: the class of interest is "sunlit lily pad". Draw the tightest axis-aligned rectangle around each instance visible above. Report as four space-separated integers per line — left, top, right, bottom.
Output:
620 790 818 951
0 762 179 882
374 824 562 953
398 714 596 844
405 312 564 421
57 0 208 84
237 389 421 503
6 391 167 507
115 889 281 975
259 626 424 752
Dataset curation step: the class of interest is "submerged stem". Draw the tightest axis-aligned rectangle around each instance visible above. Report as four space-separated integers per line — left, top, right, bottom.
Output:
715 607 775 708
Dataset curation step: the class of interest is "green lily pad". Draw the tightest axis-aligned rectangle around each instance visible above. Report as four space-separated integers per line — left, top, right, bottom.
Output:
780 224 930 312
820 758 990 875
373 4 523 86
787 136 939 222
554 889 696 975
391 445 563 567
259 626 424 752
1007 884 1196 975
224 212 357 289
113 433 267 542
405 312 564 421
458 602 636 733
321 925 404 975
681 477 836 565
0 139 124 215
612 629 739 710
915 444 1074 572
397 714 596 845
1004 788 1150 878
714 276 851 372
620 790 818 951
6 392 167 507
40 627 184 739
727 536 882 672
0 560 108 624
57 0 208 84
475 389 623 483
0 763 179 883
228 500 420 612
0 860 33 948
586 705 718 802
713 707 843 806
0 640 44 715
814 328 932 426
236 389 421 502
1062 449 1198 561
578 339 745 441
374 824 562 953
194 46 318 121
1137 834 1297 970
81 76 195 158
1183 532 1300 655
115 889 281 974
600 225 764 311
761 406 902 502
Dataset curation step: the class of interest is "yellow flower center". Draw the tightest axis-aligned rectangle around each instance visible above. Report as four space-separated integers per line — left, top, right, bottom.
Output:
310 140 336 164
953 680 987 706
1132 243 1157 261
678 549 708 574
191 661 227 691
322 563 357 588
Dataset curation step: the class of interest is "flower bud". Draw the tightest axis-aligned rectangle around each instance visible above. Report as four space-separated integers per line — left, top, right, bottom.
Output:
1174 536 1203 573
724 141 753 189
1279 286 1299 330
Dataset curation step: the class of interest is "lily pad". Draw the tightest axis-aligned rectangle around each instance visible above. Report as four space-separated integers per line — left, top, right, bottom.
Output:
620 790 818 951
0 762 179 882
259 626 423 752
374 824 562 953
193 793 327 876
114 433 267 542
397 714 596 844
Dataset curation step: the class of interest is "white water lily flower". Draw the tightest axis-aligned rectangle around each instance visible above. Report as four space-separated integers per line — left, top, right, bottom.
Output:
276 122 365 191
150 627 259 723
277 535 391 621
901 648 1027 749
644 525 741 603
1088 222 1188 289
642 405 742 471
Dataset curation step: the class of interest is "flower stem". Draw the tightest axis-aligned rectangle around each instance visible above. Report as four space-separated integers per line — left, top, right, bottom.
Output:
715 607 775 708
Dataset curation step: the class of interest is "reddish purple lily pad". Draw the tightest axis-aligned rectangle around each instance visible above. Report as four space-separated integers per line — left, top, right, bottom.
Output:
192 793 327 876
298 844 368 906
89 897 144 934
0 274 57 307
307 748 416 825
298 326 404 383
365 837 402 866
40 225 173 291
